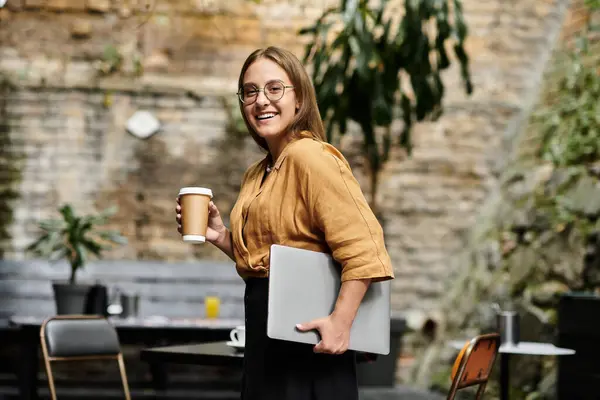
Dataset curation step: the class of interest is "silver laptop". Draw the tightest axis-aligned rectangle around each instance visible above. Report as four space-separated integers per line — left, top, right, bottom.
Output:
267 244 391 355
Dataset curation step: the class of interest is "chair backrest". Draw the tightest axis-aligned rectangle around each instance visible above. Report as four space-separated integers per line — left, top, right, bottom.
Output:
42 315 121 358
40 315 130 400
447 333 500 400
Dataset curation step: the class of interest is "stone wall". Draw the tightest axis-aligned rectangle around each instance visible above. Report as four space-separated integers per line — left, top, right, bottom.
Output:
0 0 572 324
406 0 599 392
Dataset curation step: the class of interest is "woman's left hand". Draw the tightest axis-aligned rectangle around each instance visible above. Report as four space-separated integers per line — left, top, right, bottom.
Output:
296 314 351 354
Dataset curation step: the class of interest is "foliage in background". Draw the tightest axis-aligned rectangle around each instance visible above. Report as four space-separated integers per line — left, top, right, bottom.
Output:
27 204 127 284
422 1 600 397
535 0 600 168
301 0 472 210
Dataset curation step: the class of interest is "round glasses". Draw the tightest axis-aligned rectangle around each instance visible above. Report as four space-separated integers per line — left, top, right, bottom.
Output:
237 80 294 104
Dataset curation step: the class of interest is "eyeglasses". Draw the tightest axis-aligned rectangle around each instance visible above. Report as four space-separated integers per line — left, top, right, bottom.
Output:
237 80 294 104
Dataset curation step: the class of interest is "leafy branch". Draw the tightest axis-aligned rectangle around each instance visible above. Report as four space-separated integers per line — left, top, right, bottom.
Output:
300 0 472 211
27 204 127 284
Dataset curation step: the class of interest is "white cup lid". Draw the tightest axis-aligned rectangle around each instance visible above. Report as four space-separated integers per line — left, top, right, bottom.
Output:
178 187 213 197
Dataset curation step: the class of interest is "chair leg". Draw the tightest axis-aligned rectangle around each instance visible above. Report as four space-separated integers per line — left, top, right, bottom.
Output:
117 353 132 400
43 360 58 400
475 382 488 400
446 378 460 400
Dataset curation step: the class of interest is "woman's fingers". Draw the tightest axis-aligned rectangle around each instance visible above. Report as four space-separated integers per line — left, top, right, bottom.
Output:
176 198 182 234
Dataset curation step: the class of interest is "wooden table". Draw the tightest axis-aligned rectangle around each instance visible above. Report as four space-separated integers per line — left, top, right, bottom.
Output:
8 315 243 400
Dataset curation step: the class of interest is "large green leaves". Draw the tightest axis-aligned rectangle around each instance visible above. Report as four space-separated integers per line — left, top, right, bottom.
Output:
27 204 127 283
300 0 472 208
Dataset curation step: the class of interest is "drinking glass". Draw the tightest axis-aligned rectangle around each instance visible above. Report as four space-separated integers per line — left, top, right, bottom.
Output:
205 295 220 319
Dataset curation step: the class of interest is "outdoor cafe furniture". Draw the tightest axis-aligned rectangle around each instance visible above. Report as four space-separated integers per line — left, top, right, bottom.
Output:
447 333 500 400
141 341 244 368
8 315 243 400
449 339 575 400
139 341 382 369
40 315 132 400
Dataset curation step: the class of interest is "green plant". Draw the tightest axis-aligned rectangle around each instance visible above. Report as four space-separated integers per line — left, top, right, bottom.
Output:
300 0 471 210
534 52 600 167
27 204 127 284
96 44 123 76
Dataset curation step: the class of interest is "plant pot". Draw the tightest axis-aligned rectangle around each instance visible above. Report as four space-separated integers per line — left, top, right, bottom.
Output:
52 282 94 315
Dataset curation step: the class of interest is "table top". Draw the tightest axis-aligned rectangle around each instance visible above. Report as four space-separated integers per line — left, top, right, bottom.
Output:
140 341 244 367
9 315 244 330
449 340 576 356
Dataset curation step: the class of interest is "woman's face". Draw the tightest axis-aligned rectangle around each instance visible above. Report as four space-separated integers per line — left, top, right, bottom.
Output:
241 58 298 144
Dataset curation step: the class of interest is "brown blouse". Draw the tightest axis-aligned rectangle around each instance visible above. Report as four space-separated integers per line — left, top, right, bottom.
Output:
229 137 395 283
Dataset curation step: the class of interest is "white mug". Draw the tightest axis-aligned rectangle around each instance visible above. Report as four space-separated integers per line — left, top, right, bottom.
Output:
230 325 246 346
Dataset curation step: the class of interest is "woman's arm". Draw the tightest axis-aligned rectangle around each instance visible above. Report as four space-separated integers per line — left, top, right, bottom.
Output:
288 140 393 354
331 278 371 328
211 229 236 262
297 278 371 354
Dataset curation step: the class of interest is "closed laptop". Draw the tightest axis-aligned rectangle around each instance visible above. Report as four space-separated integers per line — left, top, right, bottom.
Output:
267 244 391 355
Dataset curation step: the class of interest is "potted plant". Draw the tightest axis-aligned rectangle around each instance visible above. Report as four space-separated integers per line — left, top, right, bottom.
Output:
27 203 127 315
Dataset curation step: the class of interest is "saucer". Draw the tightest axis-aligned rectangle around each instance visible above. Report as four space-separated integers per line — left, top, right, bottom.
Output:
226 341 245 352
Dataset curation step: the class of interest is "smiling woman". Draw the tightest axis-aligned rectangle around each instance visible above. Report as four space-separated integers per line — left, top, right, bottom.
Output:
175 46 394 400
235 47 327 164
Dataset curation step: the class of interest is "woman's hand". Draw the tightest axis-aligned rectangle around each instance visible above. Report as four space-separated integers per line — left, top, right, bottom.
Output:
296 314 351 354
175 198 228 245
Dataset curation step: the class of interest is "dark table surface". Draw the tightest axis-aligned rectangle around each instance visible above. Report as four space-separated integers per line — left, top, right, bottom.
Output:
140 341 244 367
6 316 243 400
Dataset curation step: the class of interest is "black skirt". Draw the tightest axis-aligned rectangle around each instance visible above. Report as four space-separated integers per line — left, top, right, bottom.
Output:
242 277 359 400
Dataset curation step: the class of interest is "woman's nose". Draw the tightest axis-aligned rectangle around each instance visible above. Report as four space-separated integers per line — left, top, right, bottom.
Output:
255 90 270 106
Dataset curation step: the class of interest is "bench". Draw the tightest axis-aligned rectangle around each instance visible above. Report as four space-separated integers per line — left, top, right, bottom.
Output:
0 258 245 320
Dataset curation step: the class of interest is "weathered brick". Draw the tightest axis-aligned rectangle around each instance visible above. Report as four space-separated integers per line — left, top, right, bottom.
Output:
24 0 45 8
46 0 86 11
85 0 110 13
0 0 583 328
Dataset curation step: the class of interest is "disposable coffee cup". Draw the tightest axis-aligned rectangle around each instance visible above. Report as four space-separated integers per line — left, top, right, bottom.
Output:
178 187 213 243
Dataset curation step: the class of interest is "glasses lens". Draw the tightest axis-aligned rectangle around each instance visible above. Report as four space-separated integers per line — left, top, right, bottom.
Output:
265 81 285 101
240 85 258 104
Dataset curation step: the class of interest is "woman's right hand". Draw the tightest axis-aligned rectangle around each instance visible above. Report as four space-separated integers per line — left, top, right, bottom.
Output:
176 197 228 245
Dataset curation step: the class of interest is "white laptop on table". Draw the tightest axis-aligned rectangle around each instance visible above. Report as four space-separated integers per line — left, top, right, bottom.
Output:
267 244 391 355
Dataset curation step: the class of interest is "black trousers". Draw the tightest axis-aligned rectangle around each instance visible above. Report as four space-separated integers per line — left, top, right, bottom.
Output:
242 278 359 400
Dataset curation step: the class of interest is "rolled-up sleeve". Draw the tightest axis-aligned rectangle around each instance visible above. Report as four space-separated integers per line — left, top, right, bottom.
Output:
290 141 395 282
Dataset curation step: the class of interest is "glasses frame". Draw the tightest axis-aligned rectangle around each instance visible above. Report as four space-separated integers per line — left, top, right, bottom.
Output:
237 79 294 104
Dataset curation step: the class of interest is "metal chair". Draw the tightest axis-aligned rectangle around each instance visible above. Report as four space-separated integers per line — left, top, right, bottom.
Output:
447 333 501 400
40 315 131 400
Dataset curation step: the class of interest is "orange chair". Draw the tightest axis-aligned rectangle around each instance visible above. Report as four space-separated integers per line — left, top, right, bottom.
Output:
447 333 501 400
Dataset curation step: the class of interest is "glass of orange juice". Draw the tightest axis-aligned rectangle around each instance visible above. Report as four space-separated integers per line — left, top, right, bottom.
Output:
204 294 220 319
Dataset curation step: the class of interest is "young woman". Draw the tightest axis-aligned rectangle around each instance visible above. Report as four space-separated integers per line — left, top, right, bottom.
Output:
176 46 394 400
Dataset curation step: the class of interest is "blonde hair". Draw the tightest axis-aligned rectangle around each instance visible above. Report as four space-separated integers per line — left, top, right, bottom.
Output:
237 46 326 152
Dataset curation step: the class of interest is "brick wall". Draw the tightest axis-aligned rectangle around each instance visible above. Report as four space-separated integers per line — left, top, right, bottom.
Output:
0 0 572 319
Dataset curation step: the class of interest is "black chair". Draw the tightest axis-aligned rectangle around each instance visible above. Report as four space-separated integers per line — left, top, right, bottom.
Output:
40 315 131 400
